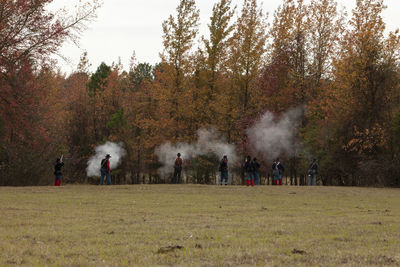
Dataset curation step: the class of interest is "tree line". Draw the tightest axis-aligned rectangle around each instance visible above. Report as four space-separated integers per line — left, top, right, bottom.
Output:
1 0 399 186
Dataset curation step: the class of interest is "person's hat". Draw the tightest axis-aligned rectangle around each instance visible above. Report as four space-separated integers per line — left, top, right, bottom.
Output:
106 154 111 158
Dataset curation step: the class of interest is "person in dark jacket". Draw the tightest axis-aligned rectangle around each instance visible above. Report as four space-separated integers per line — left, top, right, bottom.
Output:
307 158 319 186
54 158 64 186
244 155 254 186
219 155 229 185
252 158 261 185
172 153 183 184
272 158 284 185
100 154 111 185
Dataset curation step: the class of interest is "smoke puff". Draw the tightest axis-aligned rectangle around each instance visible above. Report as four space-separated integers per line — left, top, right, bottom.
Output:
246 106 303 160
86 141 127 177
155 128 237 176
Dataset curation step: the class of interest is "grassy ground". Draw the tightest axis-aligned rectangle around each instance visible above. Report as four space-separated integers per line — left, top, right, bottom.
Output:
0 185 399 266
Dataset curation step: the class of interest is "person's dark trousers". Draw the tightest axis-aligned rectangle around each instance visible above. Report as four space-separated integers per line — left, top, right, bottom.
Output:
100 169 111 185
173 167 182 184
220 171 228 185
254 172 260 185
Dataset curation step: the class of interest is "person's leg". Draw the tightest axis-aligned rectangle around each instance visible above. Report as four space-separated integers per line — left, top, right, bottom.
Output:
100 170 105 185
273 172 279 185
220 172 223 185
308 174 311 186
251 173 254 186
312 174 316 185
106 172 111 185
279 175 282 185
224 172 228 185
255 172 260 185
179 169 182 184
172 169 177 184
54 176 58 186
220 171 226 185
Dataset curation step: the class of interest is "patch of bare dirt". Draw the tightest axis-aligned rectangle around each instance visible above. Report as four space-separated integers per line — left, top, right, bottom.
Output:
157 245 184 254
291 248 307 255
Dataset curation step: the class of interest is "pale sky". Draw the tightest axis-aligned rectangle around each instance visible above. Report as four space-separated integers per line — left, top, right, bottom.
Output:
49 0 400 74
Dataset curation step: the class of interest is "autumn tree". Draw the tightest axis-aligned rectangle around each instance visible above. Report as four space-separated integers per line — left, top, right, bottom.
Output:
303 0 344 123
86 62 112 142
182 0 237 136
0 0 100 185
259 0 310 114
308 0 343 85
212 0 267 146
121 62 158 183
203 0 235 102
229 0 267 114
255 0 346 185
160 0 200 141
64 70 91 182
325 0 400 185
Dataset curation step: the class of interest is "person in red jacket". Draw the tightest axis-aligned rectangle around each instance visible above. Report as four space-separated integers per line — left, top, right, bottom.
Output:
172 153 183 184
100 154 111 185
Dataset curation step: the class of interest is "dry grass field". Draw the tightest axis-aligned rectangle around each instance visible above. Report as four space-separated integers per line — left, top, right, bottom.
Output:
0 185 399 266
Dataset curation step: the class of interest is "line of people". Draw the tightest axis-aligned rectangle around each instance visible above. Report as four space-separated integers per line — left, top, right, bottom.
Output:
172 153 318 185
54 152 318 186
220 155 282 186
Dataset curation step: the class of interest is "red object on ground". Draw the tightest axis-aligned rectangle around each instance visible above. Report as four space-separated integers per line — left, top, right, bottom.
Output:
54 179 61 186
279 179 282 185
251 180 254 186
246 180 250 186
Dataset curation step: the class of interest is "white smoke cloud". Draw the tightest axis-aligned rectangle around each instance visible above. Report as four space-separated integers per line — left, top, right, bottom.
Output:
86 141 127 177
246 106 303 160
155 128 237 176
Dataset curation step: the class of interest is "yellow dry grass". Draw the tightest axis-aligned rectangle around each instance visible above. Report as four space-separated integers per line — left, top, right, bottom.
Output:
0 185 399 266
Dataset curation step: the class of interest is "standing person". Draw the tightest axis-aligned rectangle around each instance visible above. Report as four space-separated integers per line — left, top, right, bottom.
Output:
219 155 229 185
54 157 64 186
172 153 183 184
272 158 284 185
244 155 254 186
100 154 112 185
253 158 260 185
308 158 319 186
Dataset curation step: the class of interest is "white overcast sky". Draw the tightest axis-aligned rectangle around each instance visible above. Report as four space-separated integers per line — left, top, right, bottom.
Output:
49 0 400 74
